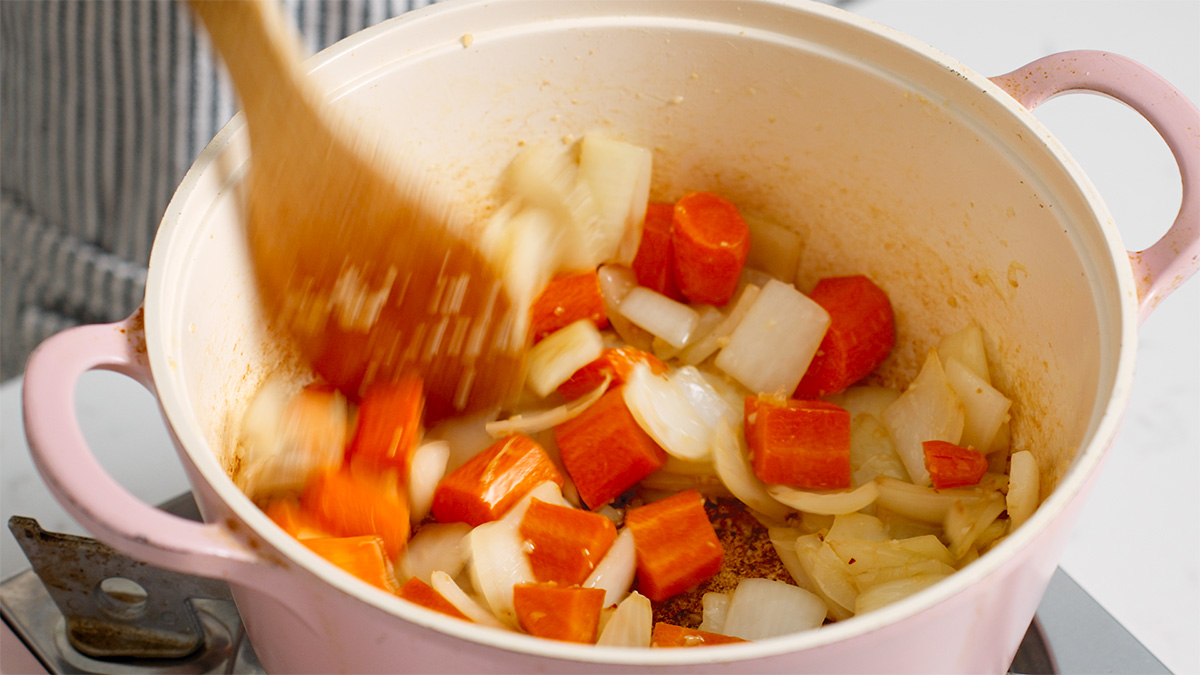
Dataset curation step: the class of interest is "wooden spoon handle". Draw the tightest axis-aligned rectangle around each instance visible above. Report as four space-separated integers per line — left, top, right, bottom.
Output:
186 0 308 131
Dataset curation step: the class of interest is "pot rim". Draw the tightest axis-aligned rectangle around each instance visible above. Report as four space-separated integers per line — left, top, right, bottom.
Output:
144 0 1139 665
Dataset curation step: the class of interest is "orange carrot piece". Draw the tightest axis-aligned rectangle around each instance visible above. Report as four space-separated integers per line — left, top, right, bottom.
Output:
554 386 668 509
302 535 398 592
744 396 852 490
794 275 895 399
300 464 411 559
650 622 748 647
530 270 609 343
624 490 723 602
263 496 329 539
519 498 618 586
632 202 685 301
923 440 988 489
671 191 750 306
556 346 668 401
345 375 424 479
512 583 606 643
397 577 472 621
430 434 564 527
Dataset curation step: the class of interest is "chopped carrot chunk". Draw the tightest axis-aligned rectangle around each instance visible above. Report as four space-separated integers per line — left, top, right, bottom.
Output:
530 270 609 343
519 498 618 586
554 386 668 509
744 396 852 490
671 191 750 306
430 434 564 527
345 375 424 479
923 440 988 489
300 464 411 559
556 346 668 401
650 622 747 647
397 577 472 621
794 275 895 399
512 583 606 643
263 496 329 539
624 490 723 602
632 202 684 301
302 536 398 592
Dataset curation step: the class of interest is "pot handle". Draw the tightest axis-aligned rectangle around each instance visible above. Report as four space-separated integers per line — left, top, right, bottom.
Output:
990 50 1200 322
22 311 277 583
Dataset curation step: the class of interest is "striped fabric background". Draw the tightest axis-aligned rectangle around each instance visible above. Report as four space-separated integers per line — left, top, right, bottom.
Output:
0 0 436 380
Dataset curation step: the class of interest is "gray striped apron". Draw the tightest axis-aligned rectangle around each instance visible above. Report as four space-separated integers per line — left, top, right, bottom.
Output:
1 0 435 380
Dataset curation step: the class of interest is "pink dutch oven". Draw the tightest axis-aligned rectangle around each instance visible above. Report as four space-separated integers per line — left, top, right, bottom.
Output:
22 1 1199 672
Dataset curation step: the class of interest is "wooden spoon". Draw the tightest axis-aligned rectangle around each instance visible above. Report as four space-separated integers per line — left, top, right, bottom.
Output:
188 0 526 414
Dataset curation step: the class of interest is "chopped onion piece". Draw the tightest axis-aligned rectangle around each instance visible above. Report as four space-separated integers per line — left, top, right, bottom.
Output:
597 264 638 309
596 265 655 351
715 279 830 396
673 366 739 429
639 468 729 497
499 143 602 270
826 386 901 422
875 506 943 540
937 323 990 384
699 592 731 635
685 305 726 347
238 380 349 498
944 357 1011 452
485 373 611 438
973 518 1010 553
767 481 879 516
596 505 625 528
397 522 472 585
723 578 826 640
679 284 761 365
478 205 557 342
828 535 955 571
618 287 700 349
584 528 637 607
408 441 450 525
596 591 652 647
525 319 605 398
467 517 535 628
882 350 965 486
825 513 889 543
854 558 957 591
1006 450 1040 531
578 135 653 266
794 534 856 620
624 363 713 462
854 573 949 615
429 571 508 629
767 527 819 596
849 414 910 486
743 214 804 283
712 418 790 521
873 476 987 524
425 407 502 473
943 492 1007 560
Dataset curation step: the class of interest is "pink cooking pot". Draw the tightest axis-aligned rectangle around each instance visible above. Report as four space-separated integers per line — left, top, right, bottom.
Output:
21 1 1200 672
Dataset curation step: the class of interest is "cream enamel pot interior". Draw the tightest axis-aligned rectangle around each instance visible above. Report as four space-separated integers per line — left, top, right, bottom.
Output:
22 1 1200 672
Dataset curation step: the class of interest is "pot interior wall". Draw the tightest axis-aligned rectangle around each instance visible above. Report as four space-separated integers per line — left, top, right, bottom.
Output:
155 2 1124 538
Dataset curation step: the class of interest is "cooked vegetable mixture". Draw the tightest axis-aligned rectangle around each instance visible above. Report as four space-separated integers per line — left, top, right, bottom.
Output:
236 135 1040 646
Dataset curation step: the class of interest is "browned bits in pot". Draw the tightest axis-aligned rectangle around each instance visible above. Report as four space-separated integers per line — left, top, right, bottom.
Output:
651 498 794 629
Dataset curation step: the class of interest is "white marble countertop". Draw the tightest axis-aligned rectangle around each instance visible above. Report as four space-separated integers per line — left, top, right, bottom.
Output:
2 1 1197 673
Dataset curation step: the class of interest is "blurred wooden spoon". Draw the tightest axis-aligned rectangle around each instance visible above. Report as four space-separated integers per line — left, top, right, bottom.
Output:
188 0 526 414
